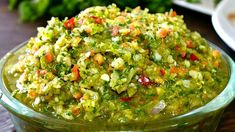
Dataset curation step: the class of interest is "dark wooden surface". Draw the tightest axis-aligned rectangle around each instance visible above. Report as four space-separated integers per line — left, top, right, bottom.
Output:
0 0 234 131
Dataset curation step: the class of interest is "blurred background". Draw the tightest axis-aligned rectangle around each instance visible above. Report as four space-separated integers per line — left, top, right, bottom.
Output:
0 0 234 131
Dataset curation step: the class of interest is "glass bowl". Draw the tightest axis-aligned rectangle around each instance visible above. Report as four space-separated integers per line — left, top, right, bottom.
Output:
0 41 234 132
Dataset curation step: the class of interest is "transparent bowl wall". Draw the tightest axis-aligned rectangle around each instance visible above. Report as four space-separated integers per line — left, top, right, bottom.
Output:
0 41 234 132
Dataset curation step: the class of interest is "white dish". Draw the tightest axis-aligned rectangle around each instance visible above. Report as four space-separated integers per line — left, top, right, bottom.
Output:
173 0 217 15
212 0 235 51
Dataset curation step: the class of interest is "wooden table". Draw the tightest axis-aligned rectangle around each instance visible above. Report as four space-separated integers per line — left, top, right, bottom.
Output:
0 0 234 131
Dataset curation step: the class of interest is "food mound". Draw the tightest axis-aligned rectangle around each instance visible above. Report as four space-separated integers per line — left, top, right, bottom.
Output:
9 4 228 123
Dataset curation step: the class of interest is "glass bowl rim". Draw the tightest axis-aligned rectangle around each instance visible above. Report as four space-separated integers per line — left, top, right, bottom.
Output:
0 40 234 126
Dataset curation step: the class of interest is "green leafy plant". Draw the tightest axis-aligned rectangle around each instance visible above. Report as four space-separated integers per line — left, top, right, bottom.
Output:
8 0 172 22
